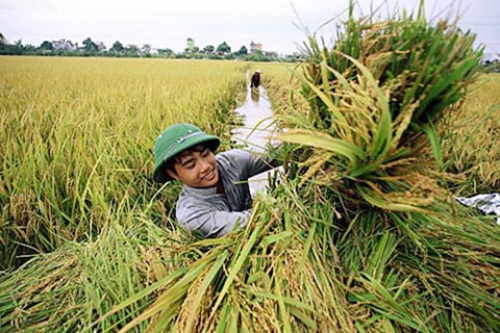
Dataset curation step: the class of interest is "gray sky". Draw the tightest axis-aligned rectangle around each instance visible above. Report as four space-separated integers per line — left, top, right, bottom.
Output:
0 0 498 56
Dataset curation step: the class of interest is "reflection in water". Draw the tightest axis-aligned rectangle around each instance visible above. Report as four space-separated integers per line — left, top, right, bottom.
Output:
250 88 260 103
231 85 275 151
232 82 282 193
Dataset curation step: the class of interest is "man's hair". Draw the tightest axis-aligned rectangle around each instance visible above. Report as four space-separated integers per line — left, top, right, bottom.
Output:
164 144 210 174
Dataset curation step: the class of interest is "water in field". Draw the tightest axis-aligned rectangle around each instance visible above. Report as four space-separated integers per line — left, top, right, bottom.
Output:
231 73 283 193
232 85 275 149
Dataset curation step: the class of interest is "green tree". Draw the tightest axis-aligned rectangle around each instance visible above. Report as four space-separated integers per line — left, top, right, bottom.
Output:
216 41 231 54
142 44 151 56
203 45 215 53
39 40 54 51
186 37 195 53
14 39 25 53
157 48 174 56
82 37 98 52
125 45 140 56
237 45 248 55
248 49 265 61
110 41 124 52
24 44 37 52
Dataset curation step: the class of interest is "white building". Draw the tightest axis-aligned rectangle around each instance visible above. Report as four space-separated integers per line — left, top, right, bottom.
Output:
52 39 77 51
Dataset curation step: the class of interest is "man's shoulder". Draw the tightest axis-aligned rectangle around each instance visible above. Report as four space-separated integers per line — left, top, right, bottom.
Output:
175 187 230 224
216 148 257 167
216 148 251 160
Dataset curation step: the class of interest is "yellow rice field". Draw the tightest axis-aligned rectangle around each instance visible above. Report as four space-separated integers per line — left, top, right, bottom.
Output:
1 56 499 269
0 56 258 267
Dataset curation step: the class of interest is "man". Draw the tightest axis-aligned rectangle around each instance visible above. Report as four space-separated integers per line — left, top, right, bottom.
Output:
153 123 280 238
250 70 261 89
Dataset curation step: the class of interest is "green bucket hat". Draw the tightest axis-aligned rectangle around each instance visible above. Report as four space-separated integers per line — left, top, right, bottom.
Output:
153 123 220 183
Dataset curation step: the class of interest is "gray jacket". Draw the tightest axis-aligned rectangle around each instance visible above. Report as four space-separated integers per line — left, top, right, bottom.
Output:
175 148 278 237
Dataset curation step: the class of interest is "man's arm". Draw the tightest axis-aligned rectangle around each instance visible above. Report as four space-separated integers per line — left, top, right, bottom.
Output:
177 207 252 238
222 145 282 179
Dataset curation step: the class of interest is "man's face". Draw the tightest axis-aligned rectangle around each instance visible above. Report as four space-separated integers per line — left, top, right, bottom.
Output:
166 144 219 188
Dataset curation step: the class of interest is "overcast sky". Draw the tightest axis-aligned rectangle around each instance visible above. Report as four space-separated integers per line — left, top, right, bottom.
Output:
0 0 498 56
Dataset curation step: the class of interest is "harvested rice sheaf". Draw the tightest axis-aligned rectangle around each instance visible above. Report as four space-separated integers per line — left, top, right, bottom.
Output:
281 4 484 213
272 4 499 333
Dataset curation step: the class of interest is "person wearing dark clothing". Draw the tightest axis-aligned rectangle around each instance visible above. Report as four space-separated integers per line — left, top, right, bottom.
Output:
250 70 261 88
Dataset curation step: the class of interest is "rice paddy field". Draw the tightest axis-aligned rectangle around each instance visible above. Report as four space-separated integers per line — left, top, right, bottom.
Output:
0 56 250 266
1 8 500 333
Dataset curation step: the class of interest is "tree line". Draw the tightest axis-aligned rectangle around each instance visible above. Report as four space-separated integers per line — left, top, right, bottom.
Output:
0 34 303 62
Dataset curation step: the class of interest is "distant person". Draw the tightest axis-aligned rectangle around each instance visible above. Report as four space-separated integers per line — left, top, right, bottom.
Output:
153 123 281 238
250 70 261 89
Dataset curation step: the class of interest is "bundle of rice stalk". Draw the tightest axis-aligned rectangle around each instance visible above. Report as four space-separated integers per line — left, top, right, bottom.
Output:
271 2 499 332
103 183 498 332
301 2 481 139
101 194 359 333
279 1 483 216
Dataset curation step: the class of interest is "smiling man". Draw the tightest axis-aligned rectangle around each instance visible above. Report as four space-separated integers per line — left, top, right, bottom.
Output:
153 123 280 238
